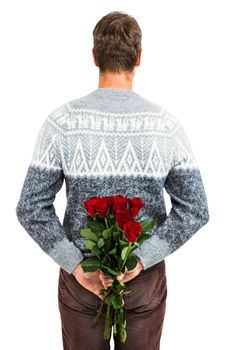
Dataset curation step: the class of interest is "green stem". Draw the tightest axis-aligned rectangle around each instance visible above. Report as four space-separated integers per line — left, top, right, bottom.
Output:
93 279 117 324
104 304 113 340
104 217 109 229
93 299 105 324
113 308 117 336
120 242 132 271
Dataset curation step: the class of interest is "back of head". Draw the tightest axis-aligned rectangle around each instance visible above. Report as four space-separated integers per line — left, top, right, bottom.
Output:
93 11 142 74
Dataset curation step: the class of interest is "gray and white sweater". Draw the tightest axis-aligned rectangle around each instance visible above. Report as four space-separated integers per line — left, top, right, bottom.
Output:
16 87 209 274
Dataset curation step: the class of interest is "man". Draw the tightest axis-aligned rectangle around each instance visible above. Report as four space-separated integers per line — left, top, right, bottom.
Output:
16 10 209 350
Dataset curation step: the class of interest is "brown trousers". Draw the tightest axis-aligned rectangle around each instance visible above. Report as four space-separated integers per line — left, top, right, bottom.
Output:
58 259 167 350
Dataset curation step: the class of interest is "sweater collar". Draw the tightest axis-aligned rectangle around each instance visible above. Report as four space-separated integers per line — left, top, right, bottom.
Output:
91 87 137 97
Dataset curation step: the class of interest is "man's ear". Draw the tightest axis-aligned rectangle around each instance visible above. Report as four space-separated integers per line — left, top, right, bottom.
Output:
135 48 142 67
92 48 99 67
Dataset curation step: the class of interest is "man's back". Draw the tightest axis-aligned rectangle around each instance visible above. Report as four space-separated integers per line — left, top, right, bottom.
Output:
16 87 209 274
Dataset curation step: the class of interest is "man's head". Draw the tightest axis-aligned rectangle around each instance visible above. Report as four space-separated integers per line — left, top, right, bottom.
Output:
92 11 142 74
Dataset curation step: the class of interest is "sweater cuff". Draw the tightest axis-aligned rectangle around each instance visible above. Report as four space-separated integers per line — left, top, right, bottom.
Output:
48 238 84 274
132 235 171 270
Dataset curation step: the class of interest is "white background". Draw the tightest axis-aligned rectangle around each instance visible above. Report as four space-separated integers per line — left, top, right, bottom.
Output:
1 1 232 349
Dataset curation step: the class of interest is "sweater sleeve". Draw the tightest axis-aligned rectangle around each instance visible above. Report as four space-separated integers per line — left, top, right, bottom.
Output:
133 116 210 270
15 116 84 274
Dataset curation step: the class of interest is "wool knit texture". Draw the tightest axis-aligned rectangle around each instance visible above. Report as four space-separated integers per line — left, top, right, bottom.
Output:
16 87 209 274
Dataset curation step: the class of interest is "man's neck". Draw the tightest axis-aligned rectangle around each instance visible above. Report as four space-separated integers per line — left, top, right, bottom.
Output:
98 70 134 91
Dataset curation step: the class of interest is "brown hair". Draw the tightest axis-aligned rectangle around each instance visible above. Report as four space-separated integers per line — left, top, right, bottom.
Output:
93 11 142 73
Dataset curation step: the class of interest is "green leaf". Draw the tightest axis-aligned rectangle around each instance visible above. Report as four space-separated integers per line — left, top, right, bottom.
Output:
128 252 139 258
140 218 157 232
87 218 105 236
80 228 98 242
102 265 120 276
121 246 128 260
84 240 96 250
97 237 105 248
103 228 112 239
100 267 113 279
92 245 102 256
81 257 101 272
137 232 151 245
125 255 138 271
119 239 128 247
108 247 117 255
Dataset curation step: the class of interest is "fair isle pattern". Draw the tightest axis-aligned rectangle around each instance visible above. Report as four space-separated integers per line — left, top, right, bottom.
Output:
30 119 61 171
16 88 209 274
30 107 197 178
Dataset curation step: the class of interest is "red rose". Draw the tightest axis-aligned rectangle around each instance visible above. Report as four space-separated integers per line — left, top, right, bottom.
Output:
83 196 112 218
111 195 132 228
123 220 143 242
130 197 145 217
114 209 134 230
83 197 99 216
111 195 131 211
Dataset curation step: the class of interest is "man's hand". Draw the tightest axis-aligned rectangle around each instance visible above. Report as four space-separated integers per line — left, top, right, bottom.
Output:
72 258 144 300
116 259 144 283
72 263 114 301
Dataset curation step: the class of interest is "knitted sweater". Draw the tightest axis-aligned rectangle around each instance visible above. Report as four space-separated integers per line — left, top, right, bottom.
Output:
16 87 209 274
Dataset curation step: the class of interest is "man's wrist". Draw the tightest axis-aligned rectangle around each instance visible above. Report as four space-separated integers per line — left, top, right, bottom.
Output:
137 257 144 271
72 261 82 276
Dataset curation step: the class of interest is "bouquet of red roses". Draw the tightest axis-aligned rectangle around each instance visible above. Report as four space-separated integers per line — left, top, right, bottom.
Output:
80 195 156 344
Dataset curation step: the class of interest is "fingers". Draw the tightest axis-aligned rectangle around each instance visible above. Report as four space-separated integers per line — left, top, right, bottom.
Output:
117 268 139 283
116 272 125 281
99 271 114 289
93 288 105 301
99 271 113 282
97 293 105 301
